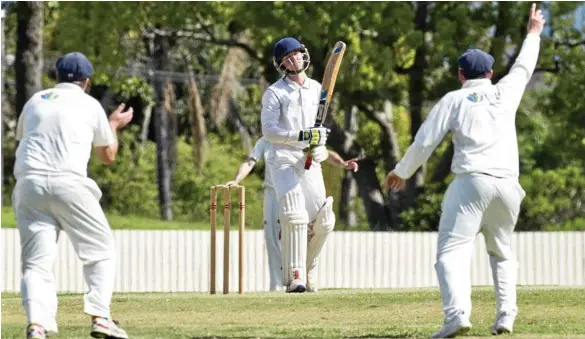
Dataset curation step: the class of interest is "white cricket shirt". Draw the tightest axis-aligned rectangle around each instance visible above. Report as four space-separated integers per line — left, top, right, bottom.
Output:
14 83 115 179
394 33 541 179
261 76 322 151
249 137 274 189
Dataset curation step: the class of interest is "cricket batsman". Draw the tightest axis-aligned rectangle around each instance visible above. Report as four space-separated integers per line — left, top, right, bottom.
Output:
260 37 333 293
12 52 132 339
226 137 358 292
385 4 545 337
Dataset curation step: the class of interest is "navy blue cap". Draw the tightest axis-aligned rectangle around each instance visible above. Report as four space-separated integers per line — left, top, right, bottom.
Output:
457 49 494 79
55 52 93 82
273 37 304 61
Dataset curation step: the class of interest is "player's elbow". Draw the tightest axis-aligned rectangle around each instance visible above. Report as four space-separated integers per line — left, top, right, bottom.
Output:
261 125 278 142
95 146 117 165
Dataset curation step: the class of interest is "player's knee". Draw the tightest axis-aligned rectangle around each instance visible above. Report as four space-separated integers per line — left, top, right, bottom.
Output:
313 196 335 235
434 253 456 273
279 190 309 226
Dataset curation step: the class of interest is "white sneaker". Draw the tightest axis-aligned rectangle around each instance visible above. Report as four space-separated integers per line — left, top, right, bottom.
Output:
306 270 319 293
491 312 515 335
90 317 129 339
26 324 47 339
286 278 306 293
306 282 319 293
431 315 472 338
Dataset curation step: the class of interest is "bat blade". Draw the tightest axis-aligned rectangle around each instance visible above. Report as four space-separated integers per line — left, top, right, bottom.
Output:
305 41 346 170
314 41 346 126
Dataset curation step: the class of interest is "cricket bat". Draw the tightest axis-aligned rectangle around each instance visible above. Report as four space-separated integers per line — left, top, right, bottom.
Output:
304 41 347 170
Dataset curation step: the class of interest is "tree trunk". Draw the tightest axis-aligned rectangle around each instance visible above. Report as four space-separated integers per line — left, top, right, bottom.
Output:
339 105 358 228
14 1 43 116
326 122 391 230
164 81 177 175
140 104 154 146
1 5 8 186
187 73 208 175
355 100 404 229
405 1 430 206
229 96 253 154
153 33 173 221
210 29 248 130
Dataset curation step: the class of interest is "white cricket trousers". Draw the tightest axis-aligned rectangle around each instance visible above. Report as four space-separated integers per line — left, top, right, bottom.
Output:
12 174 117 333
435 173 525 323
263 187 282 291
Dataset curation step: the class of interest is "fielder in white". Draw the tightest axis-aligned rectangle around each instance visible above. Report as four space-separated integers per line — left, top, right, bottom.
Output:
260 37 334 293
12 52 133 339
385 4 545 338
226 138 358 292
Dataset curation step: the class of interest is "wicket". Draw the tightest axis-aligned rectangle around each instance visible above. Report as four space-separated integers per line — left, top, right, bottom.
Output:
209 184 245 294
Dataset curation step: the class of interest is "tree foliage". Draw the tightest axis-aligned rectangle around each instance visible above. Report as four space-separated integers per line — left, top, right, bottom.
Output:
2 1 584 230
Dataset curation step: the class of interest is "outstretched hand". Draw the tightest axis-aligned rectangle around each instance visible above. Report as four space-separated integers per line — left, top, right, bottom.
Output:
345 158 359 172
109 103 133 130
384 171 407 192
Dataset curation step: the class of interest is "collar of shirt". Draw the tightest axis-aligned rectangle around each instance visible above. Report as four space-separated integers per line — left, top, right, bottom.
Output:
282 76 311 90
462 78 492 89
54 82 85 92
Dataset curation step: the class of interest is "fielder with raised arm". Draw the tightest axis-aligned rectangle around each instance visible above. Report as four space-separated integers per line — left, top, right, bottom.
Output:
12 52 132 339
385 4 545 338
226 137 358 292
260 37 334 293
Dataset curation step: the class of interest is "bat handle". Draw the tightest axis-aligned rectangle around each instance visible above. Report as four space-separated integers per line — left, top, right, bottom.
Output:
304 152 313 170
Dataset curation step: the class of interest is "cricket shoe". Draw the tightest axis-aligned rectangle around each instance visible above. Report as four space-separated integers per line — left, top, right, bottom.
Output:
26 324 46 339
491 312 515 335
431 314 472 338
90 317 129 339
286 278 306 293
306 270 319 293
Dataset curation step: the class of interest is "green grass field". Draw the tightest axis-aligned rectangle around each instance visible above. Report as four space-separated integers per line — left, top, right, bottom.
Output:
2 287 584 338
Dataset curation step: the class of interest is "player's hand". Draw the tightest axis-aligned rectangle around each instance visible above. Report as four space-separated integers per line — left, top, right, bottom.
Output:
527 3 545 36
345 158 359 172
384 171 407 192
299 127 330 146
310 145 329 163
225 180 238 187
109 103 134 130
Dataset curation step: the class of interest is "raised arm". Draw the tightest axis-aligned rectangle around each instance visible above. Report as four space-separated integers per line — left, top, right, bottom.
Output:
496 3 545 108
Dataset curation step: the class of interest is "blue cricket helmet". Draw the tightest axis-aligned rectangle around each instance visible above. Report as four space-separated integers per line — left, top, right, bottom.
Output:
272 37 311 75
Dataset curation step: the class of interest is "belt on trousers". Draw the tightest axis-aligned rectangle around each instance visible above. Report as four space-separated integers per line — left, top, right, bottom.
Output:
477 172 506 179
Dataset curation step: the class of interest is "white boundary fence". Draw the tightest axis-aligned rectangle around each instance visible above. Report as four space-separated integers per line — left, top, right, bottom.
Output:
2 229 584 293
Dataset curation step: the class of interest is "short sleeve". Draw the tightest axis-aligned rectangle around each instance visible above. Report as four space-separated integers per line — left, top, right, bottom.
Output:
92 102 115 146
250 137 268 161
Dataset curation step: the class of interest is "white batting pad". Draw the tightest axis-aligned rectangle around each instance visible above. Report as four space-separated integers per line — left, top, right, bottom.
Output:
279 189 310 287
279 189 309 225
281 223 308 286
307 196 335 275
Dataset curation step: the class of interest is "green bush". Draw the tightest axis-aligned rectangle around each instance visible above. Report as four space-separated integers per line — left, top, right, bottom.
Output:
399 165 585 232
518 165 585 231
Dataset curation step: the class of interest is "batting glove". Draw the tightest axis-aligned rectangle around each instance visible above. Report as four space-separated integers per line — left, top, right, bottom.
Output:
310 145 329 163
298 127 330 146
